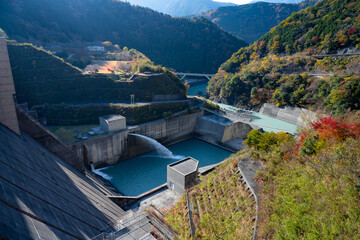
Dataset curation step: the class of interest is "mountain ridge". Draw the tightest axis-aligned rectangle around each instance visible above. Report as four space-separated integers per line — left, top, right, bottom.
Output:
123 0 235 17
201 0 321 43
0 0 247 73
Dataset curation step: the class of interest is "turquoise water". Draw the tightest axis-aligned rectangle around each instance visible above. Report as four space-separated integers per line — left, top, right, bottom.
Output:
188 83 207 97
217 103 299 133
187 83 299 133
98 138 231 196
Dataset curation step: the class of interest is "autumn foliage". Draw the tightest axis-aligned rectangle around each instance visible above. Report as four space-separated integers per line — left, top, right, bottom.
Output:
310 117 360 140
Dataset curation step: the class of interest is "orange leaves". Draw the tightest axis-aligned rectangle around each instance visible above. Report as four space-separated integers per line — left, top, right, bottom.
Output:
310 117 360 141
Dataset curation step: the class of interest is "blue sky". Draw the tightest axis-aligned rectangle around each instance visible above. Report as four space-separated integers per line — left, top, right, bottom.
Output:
214 0 253 4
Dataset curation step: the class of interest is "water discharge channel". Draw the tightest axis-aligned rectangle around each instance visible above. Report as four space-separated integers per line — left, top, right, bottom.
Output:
95 138 232 196
92 84 300 196
187 83 299 133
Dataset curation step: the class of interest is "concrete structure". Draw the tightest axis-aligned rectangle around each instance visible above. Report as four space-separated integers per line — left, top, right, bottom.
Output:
16 106 85 172
174 72 215 81
196 114 253 143
87 45 105 52
73 110 251 168
73 111 204 168
0 123 125 240
259 103 317 126
152 94 186 101
0 38 20 134
100 114 126 133
167 157 199 194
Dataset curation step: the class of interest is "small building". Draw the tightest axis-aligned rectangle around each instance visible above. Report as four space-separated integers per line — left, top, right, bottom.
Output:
167 157 199 194
99 114 126 133
87 46 105 52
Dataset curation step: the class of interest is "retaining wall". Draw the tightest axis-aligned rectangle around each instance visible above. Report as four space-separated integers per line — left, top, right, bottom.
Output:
16 105 85 173
152 94 186 101
259 103 317 126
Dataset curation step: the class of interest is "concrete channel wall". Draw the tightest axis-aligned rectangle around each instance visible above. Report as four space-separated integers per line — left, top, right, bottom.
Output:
195 114 253 143
72 111 205 168
259 103 317 126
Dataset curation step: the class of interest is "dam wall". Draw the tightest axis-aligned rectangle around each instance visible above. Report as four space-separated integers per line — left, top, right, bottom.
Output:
72 110 205 168
259 103 317 126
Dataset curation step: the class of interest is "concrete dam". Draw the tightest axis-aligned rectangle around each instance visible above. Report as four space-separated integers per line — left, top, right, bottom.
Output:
71 109 254 169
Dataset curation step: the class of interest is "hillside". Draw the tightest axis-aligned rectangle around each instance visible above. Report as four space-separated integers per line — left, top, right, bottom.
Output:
8 43 186 106
248 117 360 239
0 0 247 73
124 0 235 17
201 0 320 43
207 0 360 114
164 114 360 239
164 157 256 239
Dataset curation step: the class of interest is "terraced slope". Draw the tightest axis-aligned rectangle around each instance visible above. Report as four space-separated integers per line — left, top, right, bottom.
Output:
165 158 256 239
8 43 186 106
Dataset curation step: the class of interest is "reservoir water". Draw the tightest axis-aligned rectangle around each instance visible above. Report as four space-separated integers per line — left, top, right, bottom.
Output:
187 83 299 134
187 83 207 97
97 138 231 196
217 103 299 133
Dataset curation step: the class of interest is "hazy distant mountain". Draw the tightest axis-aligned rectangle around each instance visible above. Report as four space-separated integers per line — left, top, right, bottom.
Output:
0 0 247 73
250 0 302 3
201 0 320 43
124 0 235 16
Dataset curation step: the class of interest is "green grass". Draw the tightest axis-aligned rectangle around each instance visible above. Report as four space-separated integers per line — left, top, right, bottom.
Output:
48 124 102 143
250 119 360 239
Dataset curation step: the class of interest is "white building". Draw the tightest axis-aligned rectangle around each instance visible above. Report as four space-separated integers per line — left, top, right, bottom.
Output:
88 46 105 52
99 115 126 133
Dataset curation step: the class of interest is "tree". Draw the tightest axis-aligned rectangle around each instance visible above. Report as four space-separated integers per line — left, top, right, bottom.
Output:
271 41 283 54
335 30 349 48
323 34 334 53
102 41 113 48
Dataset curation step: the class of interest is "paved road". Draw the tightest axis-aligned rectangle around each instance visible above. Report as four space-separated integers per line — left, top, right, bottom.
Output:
66 98 197 107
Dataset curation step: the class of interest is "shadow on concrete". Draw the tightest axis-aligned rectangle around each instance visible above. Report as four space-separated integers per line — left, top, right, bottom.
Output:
0 124 124 239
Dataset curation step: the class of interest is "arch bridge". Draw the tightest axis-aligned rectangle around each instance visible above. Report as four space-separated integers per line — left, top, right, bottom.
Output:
174 72 216 81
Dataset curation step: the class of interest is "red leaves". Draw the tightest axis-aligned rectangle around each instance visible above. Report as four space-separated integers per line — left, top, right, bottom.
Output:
310 117 360 141
312 36 319 44
347 27 357 37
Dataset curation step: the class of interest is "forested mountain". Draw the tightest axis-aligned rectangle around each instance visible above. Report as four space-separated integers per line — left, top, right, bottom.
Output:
208 0 360 114
0 0 247 73
201 0 321 43
124 0 235 17
8 43 186 106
